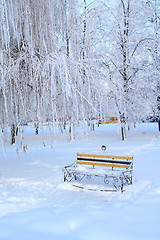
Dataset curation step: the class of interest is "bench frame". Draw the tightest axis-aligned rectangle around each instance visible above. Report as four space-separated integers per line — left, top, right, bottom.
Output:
63 153 133 193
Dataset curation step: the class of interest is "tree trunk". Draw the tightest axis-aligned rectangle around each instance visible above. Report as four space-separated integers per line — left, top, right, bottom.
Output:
91 122 94 131
70 121 75 141
83 0 87 60
66 32 69 57
35 123 39 135
120 113 126 141
16 126 18 136
11 124 16 144
158 118 160 131
121 124 126 141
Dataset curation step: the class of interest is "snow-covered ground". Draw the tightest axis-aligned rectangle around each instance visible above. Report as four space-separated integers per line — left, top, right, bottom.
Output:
0 123 160 240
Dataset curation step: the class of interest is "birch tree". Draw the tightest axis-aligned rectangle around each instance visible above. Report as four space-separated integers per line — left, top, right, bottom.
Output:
0 0 103 144
95 0 156 139
144 0 160 130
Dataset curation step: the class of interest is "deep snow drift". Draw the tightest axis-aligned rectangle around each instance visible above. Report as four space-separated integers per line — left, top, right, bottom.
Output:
0 123 160 240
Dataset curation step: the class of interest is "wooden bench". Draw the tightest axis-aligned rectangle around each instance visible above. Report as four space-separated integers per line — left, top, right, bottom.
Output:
63 153 133 193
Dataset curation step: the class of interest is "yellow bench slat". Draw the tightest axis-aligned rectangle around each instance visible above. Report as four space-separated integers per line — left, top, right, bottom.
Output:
76 161 133 169
77 153 133 160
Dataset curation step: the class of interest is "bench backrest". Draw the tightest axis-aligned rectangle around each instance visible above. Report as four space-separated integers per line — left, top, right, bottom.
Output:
77 153 133 170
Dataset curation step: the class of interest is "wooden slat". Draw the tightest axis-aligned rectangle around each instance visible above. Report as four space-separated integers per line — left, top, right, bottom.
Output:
76 161 133 169
77 153 133 160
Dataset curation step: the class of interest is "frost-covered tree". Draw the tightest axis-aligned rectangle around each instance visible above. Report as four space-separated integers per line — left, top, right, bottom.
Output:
92 0 157 139
143 0 160 130
0 0 104 143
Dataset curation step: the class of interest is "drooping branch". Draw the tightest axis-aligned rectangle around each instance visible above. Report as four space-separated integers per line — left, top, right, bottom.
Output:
131 38 154 57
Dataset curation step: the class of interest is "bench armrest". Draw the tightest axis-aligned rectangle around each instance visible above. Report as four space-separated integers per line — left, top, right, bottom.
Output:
62 162 76 172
